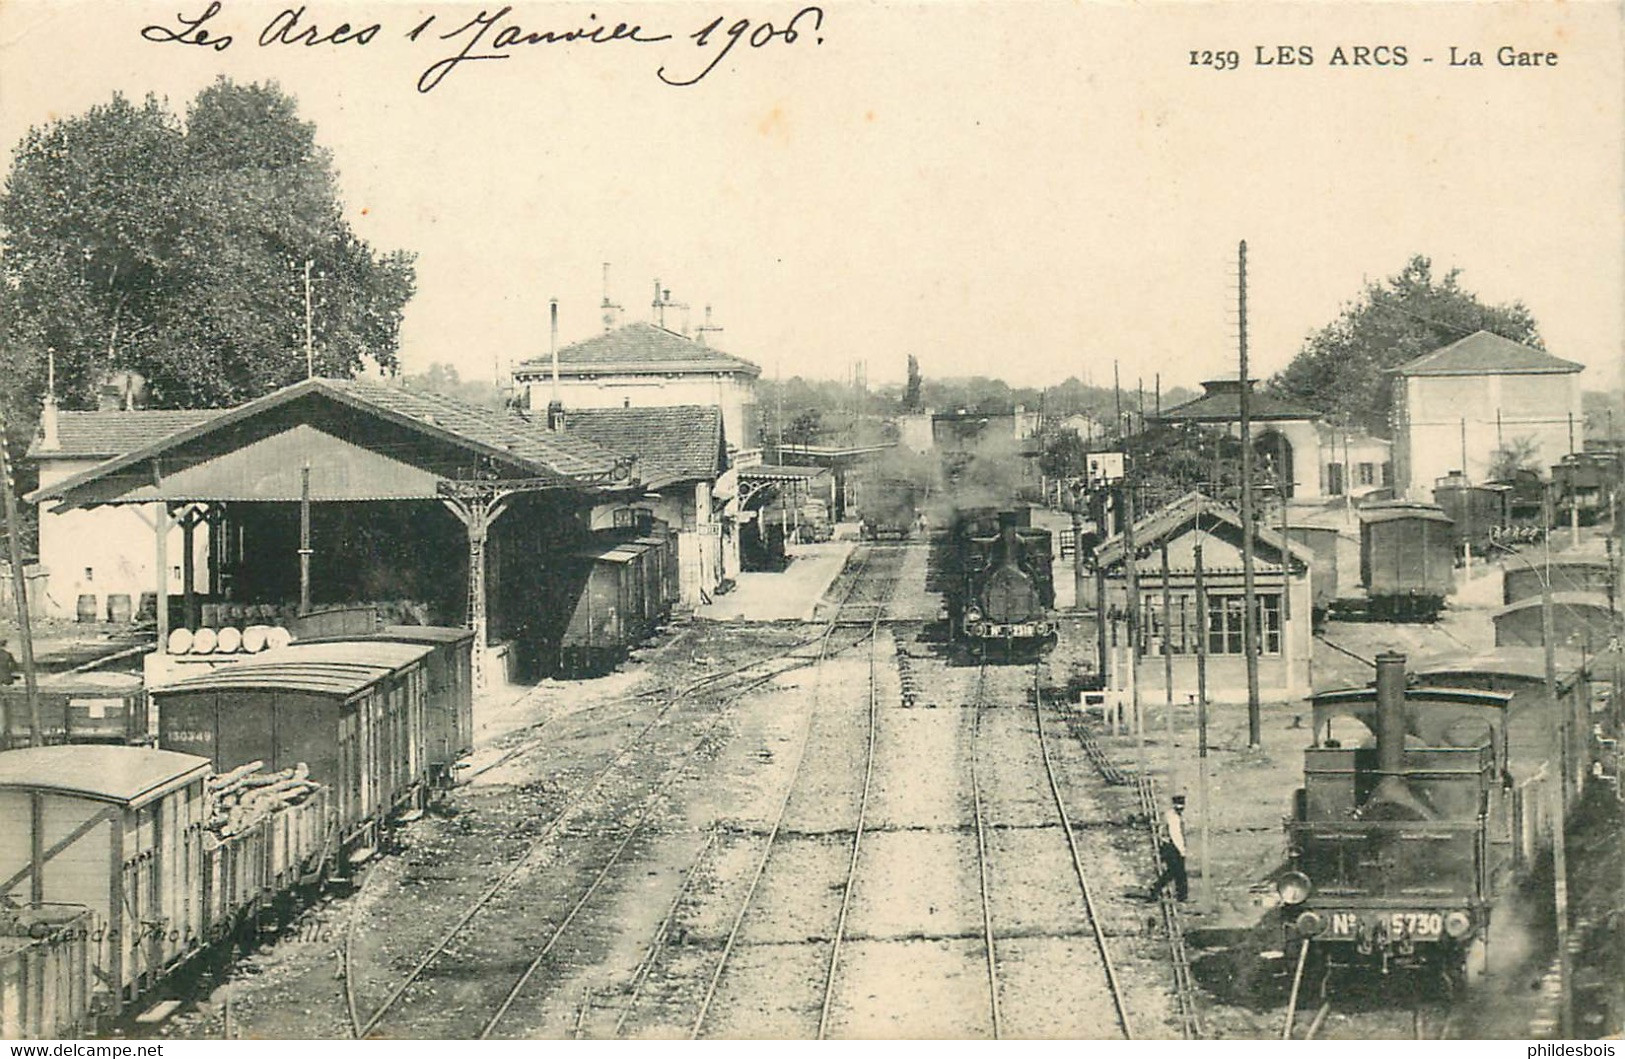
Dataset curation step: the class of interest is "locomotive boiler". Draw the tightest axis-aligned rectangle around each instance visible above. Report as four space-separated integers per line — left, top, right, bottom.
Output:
942 507 1057 657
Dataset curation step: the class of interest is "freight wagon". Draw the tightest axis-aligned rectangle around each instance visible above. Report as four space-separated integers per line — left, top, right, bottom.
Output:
1502 556 1614 606
1 674 148 750
0 747 215 1014
297 626 475 786
0 746 336 1034
1 907 93 1039
554 525 680 676
150 641 437 854
1492 592 1615 651
1433 475 1512 558
1357 502 1455 621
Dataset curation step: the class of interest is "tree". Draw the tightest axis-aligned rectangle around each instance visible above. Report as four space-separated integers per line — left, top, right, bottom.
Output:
1487 436 1542 482
0 79 416 428
903 354 922 412
1268 255 1542 435
783 408 824 447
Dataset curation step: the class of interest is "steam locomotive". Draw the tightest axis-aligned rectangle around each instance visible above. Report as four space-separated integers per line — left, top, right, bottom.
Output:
1276 649 1588 982
940 507 1057 658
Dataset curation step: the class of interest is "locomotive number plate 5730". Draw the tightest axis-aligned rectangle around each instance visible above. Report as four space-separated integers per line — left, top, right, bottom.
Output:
1326 911 1443 939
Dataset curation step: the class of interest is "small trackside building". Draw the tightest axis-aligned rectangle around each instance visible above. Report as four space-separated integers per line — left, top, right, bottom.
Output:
1095 491 1315 703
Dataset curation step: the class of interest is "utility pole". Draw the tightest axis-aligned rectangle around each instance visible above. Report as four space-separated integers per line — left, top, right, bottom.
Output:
1194 501 1212 911
1237 240 1262 747
298 463 312 616
0 425 41 746
1113 361 1122 439
1542 491 1572 1039
1161 540 1175 786
1123 467 1143 773
303 259 315 379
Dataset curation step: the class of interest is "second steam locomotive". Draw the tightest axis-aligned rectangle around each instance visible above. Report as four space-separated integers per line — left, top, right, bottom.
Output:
941 507 1057 656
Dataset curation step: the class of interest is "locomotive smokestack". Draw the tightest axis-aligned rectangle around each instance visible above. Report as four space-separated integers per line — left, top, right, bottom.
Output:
1365 650 1434 820
998 510 1019 564
1375 651 1407 777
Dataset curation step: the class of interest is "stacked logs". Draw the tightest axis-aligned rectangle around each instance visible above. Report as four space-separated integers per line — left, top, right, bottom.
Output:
205 760 319 841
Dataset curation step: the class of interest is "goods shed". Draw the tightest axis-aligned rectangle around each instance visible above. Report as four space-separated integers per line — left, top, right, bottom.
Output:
28 378 641 688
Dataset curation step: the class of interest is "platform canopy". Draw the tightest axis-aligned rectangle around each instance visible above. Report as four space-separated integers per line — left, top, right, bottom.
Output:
29 377 637 511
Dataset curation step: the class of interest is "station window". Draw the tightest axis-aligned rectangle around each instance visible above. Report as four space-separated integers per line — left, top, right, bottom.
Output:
1140 592 1197 655
1358 462 1376 486
1205 592 1281 655
1326 463 1344 496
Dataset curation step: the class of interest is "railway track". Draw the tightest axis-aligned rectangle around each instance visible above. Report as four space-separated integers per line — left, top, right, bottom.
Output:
967 663 1005 1038
347 652 799 1038
688 544 895 1039
1029 664 1134 1040
346 547 916 1038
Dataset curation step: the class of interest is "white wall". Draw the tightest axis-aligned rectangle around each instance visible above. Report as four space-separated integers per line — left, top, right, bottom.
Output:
1400 372 1582 497
34 458 208 621
522 373 756 452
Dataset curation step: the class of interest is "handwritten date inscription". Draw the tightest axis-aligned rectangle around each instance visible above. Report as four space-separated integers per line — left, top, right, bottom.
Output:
140 3 826 91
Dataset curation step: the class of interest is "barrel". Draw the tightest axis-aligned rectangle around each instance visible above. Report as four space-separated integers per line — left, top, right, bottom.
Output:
106 594 133 624
216 626 242 653
76 595 98 624
191 627 217 654
167 628 194 654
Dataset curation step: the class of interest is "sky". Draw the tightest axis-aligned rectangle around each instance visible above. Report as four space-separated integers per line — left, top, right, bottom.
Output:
1 0 1621 392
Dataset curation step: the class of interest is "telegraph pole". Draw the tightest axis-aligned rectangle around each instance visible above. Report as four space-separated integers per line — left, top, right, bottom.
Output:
303 259 315 379
1237 240 1262 747
1161 540 1176 785
0 425 40 746
1194 500 1212 910
1542 489 1572 1038
1123 466 1143 772
1113 361 1122 438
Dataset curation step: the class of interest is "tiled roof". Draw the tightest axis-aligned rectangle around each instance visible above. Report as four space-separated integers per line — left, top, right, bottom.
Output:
1394 331 1583 376
29 378 635 504
559 405 725 487
1155 379 1317 423
515 321 761 378
334 381 626 480
1094 490 1315 570
29 409 222 460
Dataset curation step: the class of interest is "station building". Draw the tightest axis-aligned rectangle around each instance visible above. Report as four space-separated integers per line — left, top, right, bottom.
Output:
513 321 762 460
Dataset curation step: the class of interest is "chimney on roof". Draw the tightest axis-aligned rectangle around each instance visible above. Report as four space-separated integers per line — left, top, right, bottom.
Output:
549 298 561 407
600 262 622 331
39 349 59 452
695 304 723 348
